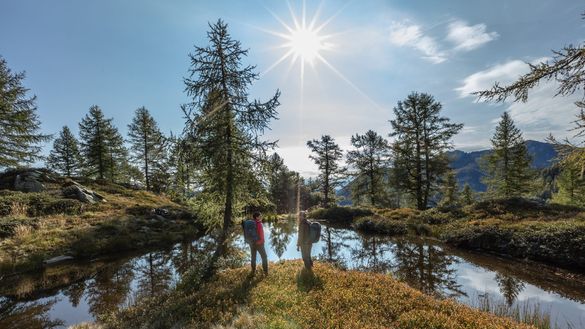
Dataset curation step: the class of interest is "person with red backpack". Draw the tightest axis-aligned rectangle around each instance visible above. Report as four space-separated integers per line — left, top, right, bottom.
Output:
243 212 268 276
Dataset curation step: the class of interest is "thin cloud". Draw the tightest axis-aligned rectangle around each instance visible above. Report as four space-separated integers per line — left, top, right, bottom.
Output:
446 20 499 51
455 57 549 98
388 21 446 64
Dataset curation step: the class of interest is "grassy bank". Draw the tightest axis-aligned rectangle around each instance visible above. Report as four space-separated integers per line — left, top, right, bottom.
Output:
103 260 533 329
0 181 203 274
308 198 585 270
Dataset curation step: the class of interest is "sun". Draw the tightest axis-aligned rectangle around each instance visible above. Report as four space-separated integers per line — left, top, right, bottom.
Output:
286 27 326 64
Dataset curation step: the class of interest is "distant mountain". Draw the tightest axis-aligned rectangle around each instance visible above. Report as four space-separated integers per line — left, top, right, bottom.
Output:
448 140 557 192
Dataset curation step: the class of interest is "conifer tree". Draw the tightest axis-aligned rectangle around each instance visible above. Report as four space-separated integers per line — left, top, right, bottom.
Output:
127 107 166 191
461 183 475 205
267 153 298 214
346 130 390 207
307 135 345 208
79 105 127 181
47 126 81 176
182 19 280 235
553 164 585 206
439 170 458 207
0 56 50 167
481 112 533 198
390 92 463 210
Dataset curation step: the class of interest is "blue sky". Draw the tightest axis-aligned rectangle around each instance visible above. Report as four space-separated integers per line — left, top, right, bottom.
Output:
1 0 583 176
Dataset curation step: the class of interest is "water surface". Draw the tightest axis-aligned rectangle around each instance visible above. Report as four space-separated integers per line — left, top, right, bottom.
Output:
2 220 584 328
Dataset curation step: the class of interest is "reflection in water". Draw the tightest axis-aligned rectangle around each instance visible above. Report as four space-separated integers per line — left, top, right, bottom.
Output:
135 252 173 299
86 261 135 316
495 273 526 306
0 297 63 329
1 221 585 329
269 220 295 258
318 226 354 268
351 235 393 273
392 239 465 299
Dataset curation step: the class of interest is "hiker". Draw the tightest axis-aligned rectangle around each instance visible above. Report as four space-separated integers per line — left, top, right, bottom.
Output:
297 211 314 270
245 211 268 275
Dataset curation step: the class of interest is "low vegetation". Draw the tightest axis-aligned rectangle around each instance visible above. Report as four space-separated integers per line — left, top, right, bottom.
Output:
103 260 533 329
0 180 203 274
309 198 585 270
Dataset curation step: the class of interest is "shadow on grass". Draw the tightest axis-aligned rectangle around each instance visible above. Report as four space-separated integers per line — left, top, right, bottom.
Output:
296 267 323 292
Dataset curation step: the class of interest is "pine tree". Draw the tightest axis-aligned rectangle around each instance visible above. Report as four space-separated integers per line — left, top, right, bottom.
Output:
0 56 50 167
47 126 81 176
481 112 533 198
79 105 127 181
127 107 166 191
390 92 463 210
553 164 585 206
182 20 280 236
346 130 390 207
461 183 475 205
267 153 297 214
439 170 458 207
307 135 345 208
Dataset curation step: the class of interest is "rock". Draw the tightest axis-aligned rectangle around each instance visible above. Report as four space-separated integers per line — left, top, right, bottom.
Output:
62 182 106 204
43 255 74 266
0 168 59 192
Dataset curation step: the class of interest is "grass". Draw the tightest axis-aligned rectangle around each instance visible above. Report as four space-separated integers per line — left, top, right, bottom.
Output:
102 260 534 329
0 180 203 274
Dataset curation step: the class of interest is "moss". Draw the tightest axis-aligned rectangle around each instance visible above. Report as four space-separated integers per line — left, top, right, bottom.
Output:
104 261 532 329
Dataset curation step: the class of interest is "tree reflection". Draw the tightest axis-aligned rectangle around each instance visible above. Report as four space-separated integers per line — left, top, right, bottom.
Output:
0 297 63 329
63 280 87 307
269 219 296 259
392 239 465 299
86 261 135 317
317 226 354 268
135 252 173 298
350 234 393 273
495 273 525 306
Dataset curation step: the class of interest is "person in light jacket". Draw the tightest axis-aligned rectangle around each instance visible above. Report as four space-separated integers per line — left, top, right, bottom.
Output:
297 211 313 270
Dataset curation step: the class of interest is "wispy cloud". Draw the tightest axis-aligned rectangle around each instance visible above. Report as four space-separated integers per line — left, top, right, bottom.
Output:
446 20 499 51
388 21 446 64
455 57 548 98
456 58 580 141
389 19 498 64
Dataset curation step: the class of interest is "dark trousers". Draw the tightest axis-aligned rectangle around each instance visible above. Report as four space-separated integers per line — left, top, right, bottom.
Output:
300 243 313 269
250 243 268 274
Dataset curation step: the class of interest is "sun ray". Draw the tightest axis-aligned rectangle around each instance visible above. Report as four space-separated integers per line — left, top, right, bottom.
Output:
316 53 386 112
261 48 295 76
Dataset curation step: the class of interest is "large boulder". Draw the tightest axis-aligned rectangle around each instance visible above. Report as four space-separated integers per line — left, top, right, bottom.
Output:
62 182 106 203
0 168 57 192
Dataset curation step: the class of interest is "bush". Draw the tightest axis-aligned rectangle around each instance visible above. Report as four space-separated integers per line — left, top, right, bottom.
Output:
374 208 419 221
353 216 408 235
469 197 582 220
308 206 373 223
443 220 585 270
0 192 84 217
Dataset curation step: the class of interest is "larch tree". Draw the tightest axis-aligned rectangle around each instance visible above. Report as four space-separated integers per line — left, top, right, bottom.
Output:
439 170 458 208
182 19 280 237
390 92 463 210
79 105 128 181
481 112 533 198
0 56 50 167
307 135 345 208
475 12 585 183
47 126 81 176
267 153 297 214
127 107 166 191
346 130 390 207
461 183 475 205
